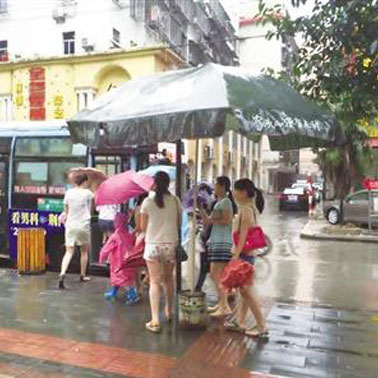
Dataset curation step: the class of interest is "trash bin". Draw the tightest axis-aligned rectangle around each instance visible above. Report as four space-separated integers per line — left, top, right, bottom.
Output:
178 290 207 328
17 228 46 275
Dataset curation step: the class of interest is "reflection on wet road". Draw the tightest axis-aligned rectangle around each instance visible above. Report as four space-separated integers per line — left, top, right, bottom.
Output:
257 196 378 311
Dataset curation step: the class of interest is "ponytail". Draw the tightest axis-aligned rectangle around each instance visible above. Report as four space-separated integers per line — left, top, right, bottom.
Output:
227 190 238 215
255 188 264 214
154 171 170 209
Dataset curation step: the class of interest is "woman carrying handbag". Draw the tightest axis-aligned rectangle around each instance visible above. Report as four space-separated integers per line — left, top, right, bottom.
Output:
224 178 269 337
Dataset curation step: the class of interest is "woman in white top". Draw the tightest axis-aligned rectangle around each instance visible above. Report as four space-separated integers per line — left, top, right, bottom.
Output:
140 171 182 333
59 173 94 289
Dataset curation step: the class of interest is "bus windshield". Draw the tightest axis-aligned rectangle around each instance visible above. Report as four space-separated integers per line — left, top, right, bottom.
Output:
15 137 86 157
14 137 87 196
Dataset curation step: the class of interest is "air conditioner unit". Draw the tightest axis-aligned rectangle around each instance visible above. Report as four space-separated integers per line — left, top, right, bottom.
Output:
204 146 214 160
82 38 95 51
52 7 67 23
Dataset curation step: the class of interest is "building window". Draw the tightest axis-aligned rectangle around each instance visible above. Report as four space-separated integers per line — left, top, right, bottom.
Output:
63 32 75 55
112 28 121 47
113 28 120 43
0 0 7 13
0 40 8 61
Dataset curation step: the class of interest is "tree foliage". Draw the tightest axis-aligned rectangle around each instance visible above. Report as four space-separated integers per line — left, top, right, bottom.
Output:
257 0 378 197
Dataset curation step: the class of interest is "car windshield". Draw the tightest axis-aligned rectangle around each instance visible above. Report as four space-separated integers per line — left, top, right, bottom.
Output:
292 184 310 189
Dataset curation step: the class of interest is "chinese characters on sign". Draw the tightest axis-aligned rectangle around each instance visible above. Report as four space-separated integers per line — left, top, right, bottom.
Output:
15 83 24 107
53 94 64 119
8 209 64 260
29 67 46 121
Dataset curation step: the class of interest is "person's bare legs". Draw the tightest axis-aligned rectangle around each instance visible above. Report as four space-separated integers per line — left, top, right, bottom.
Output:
237 293 249 328
210 262 231 316
80 244 90 280
59 246 74 288
60 246 75 277
240 286 265 330
162 261 175 321
146 260 162 326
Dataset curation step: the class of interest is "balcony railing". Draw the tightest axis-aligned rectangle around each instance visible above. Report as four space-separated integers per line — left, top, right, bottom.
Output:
193 2 209 35
171 0 194 21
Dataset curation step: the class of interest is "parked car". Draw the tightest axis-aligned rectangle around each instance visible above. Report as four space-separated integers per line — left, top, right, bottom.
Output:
324 190 378 225
279 187 310 211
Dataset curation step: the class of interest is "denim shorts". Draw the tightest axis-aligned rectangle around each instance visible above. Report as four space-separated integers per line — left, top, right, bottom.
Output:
240 254 256 265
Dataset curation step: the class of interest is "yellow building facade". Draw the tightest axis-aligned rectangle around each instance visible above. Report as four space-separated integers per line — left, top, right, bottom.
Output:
0 47 182 122
0 46 257 185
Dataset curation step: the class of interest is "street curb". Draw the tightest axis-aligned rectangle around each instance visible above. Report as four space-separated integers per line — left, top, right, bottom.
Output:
300 221 378 243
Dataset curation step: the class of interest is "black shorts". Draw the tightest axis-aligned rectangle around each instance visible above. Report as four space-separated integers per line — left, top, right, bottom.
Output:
98 219 115 233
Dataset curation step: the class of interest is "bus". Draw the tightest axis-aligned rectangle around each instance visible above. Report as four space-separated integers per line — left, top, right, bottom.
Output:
0 120 155 273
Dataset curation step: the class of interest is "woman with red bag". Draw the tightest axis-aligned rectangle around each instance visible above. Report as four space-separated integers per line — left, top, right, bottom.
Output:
224 178 268 337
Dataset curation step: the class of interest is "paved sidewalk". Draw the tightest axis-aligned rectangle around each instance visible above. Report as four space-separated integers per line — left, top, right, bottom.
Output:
0 269 378 377
301 218 378 243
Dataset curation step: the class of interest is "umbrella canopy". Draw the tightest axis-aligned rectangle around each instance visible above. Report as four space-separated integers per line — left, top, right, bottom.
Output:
95 170 153 206
68 63 344 151
141 165 176 180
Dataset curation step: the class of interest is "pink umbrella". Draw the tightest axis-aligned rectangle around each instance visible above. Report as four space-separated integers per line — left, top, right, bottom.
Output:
95 170 153 205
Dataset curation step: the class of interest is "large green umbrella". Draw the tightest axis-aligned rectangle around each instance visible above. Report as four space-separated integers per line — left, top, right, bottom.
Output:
68 63 344 150
68 62 344 297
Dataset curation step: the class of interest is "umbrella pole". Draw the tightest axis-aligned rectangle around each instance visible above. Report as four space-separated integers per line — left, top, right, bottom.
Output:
188 140 200 293
175 140 182 293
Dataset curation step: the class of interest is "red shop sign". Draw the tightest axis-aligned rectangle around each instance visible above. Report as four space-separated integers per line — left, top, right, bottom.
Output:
363 178 378 190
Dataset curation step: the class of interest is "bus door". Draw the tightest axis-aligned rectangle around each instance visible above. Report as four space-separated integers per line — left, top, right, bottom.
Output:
91 155 128 264
0 157 9 252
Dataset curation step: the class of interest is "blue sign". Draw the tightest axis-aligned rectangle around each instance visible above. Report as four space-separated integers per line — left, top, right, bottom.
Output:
8 208 64 260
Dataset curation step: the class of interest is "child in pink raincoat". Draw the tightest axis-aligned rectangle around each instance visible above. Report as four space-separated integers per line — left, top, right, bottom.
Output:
99 213 139 304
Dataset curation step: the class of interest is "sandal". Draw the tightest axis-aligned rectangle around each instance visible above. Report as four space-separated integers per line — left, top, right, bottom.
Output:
224 319 245 333
210 309 233 318
80 276 91 282
245 326 269 338
207 304 219 313
145 321 161 334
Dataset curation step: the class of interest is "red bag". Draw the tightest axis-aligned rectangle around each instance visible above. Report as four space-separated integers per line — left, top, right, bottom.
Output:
233 226 267 252
221 259 254 290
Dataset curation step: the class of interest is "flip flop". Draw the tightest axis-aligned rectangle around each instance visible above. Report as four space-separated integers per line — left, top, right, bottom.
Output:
145 321 161 334
224 319 245 333
245 326 269 338
207 304 219 313
210 309 233 318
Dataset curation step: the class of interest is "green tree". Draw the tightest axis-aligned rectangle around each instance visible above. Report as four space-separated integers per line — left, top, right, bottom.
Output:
257 0 378 199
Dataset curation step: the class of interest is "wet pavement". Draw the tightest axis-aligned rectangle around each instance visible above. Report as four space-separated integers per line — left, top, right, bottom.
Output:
0 197 377 377
257 198 378 311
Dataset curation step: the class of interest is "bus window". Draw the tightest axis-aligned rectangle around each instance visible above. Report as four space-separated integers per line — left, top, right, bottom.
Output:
49 162 82 195
94 156 122 175
15 138 86 157
14 162 48 194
